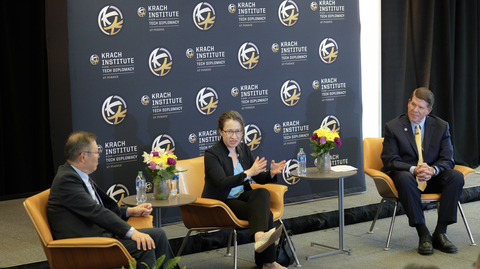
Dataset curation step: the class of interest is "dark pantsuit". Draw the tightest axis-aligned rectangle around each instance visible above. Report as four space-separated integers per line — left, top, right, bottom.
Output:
225 188 275 266
116 228 177 269
391 169 464 227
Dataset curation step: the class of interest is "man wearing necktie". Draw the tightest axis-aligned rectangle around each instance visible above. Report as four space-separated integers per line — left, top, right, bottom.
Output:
48 131 178 268
381 87 464 255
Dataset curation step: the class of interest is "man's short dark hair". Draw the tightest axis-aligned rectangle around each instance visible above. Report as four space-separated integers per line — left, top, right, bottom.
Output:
410 87 434 108
64 131 97 161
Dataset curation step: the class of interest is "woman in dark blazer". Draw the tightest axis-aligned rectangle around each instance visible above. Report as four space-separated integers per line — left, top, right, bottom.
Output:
202 111 287 269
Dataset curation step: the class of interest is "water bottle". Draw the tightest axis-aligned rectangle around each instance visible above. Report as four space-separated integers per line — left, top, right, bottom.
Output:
170 174 179 197
297 148 307 176
136 171 147 203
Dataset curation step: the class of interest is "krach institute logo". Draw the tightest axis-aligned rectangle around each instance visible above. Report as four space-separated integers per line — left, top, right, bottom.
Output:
278 0 299 27
188 133 197 143
244 124 262 151
238 42 260 70
90 54 99 65
149 47 173 76
152 134 176 152
282 159 301 185
98 6 123 35
193 2 216 30
319 38 339 64
196 87 218 115
228 4 236 13
137 7 146 17
280 80 301 106
106 184 129 204
320 115 340 134
102 95 127 125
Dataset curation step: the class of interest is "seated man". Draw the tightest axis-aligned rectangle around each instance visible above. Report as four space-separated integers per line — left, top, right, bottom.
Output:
47 131 178 269
381 87 464 255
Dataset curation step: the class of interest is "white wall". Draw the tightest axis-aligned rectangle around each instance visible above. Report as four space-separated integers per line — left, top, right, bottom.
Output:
359 0 381 139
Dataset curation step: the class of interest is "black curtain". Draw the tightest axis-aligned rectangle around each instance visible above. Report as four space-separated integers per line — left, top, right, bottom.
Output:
1 0 53 199
382 0 480 168
1 0 71 200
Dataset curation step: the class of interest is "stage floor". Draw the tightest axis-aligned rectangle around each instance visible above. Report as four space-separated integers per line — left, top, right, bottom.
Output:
2 167 480 269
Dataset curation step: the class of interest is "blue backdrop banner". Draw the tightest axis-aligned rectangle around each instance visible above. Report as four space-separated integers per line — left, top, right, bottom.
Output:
68 0 365 224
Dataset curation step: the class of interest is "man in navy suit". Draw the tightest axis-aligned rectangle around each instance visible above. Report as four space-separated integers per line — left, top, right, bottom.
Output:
48 131 177 268
381 87 464 255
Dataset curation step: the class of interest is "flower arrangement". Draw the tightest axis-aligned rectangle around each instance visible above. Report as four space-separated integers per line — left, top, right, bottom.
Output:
142 147 182 184
309 128 342 157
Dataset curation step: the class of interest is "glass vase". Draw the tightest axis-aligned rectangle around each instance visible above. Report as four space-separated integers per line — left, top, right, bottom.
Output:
316 152 331 173
153 177 170 200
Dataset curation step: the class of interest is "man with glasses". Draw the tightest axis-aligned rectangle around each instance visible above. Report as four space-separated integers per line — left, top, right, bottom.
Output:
47 131 178 269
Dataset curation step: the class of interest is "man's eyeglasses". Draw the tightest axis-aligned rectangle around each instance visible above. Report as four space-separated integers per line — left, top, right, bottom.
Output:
85 147 103 156
223 129 243 137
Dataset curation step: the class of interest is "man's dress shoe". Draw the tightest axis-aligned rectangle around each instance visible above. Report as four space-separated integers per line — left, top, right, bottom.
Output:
432 233 458 253
418 235 433 255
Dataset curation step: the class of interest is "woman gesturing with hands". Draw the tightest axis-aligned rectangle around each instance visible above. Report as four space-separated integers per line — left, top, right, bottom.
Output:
202 111 287 269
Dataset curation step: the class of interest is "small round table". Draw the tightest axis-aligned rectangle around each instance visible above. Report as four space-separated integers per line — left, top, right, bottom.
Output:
291 167 357 260
122 194 196 227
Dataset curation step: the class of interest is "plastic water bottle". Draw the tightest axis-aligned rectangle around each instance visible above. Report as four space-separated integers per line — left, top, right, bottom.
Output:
170 174 179 197
136 171 147 203
297 148 307 176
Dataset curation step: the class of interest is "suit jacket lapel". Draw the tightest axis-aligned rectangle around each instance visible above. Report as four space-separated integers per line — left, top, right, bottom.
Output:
400 115 418 155
423 116 434 158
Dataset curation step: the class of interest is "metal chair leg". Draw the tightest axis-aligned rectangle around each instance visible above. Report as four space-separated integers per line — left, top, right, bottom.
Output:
233 229 237 269
225 228 233 256
278 219 302 267
458 201 476 246
176 230 193 256
368 198 385 233
384 201 398 251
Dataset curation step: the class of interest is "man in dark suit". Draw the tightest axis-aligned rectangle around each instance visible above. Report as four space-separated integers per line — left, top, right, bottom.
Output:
47 131 177 268
381 87 464 255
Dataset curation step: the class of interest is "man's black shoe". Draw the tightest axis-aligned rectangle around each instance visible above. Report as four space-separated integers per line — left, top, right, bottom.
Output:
418 235 433 255
432 233 458 253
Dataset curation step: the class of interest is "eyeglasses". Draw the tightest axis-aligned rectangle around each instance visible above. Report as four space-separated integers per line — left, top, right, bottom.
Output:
84 147 103 156
222 129 243 137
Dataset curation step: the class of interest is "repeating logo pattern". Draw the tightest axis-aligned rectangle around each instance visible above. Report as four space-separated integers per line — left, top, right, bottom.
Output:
137 7 146 17
238 42 260 70
196 87 218 115
186 48 194 58
152 134 176 152
244 124 262 151
228 4 236 13
193 2 216 30
278 0 299 27
141 95 150 106
70 1 361 205
106 184 130 204
280 80 301 106
320 115 341 133
98 6 123 35
282 159 301 185
90 54 99 65
149 47 173 76
271 43 280 53
102 95 127 125
231 87 239 97
188 133 197 143
319 38 339 64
